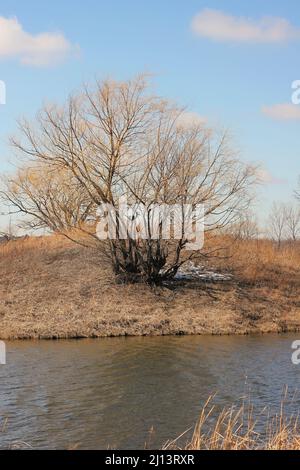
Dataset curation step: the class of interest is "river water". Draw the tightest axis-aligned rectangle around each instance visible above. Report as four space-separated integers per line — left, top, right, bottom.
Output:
0 334 300 449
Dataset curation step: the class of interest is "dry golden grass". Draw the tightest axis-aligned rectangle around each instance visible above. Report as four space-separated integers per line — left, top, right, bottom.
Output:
163 393 300 450
0 234 299 339
221 237 300 288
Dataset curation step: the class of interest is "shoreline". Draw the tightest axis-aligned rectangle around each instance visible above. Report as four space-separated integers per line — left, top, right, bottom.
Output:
0 314 300 341
2 286 300 340
2 327 300 341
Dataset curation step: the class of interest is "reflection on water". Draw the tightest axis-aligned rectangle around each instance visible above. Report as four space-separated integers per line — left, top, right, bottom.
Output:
0 334 300 449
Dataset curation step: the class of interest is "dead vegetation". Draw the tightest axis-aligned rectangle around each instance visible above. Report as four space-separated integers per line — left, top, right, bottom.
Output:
163 392 300 450
0 233 299 339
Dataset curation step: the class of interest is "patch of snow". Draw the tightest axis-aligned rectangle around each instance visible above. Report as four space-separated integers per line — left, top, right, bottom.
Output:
165 261 233 282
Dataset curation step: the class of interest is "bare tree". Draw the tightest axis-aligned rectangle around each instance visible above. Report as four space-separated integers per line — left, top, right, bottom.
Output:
2 75 257 283
285 204 300 242
228 211 260 240
1 164 94 234
268 202 288 248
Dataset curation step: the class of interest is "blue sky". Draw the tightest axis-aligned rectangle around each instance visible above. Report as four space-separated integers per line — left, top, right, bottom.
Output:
0 0 299 226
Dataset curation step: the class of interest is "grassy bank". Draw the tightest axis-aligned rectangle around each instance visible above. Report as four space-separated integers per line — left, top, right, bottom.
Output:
0 235 299 339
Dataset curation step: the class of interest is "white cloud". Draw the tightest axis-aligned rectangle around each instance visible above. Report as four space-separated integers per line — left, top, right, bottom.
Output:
262 103 300 120
257 168 286 185
175 111 206 129
191 9 300 43
0 16 75 66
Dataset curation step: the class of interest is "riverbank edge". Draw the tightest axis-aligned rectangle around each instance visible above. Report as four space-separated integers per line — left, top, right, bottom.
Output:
1 321 300 340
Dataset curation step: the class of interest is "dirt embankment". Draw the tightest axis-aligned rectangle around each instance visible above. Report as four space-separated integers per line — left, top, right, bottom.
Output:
0 235 299 339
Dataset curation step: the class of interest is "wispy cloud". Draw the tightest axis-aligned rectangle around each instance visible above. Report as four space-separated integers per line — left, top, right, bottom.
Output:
262 103 300 120
257 168 287 185
0 16 76 66
176 111 206 129
191 9 300 44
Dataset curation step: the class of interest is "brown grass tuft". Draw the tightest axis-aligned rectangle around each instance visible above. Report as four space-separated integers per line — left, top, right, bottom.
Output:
164 392 300 450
